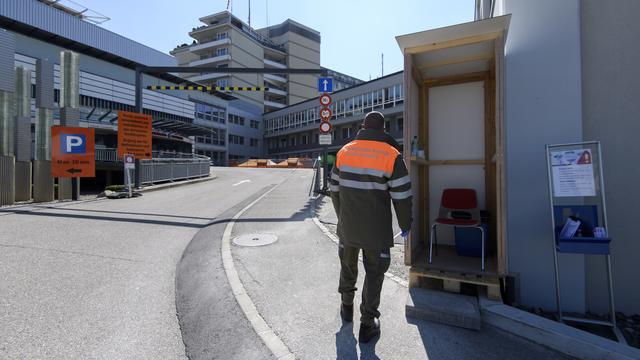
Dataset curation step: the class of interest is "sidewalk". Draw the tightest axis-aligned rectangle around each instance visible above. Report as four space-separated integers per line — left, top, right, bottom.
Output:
229 169 571 359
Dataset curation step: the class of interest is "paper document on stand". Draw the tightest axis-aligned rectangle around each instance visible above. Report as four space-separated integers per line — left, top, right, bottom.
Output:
551 149 596 197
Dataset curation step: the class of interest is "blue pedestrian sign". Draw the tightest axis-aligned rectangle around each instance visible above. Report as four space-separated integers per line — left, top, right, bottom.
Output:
318 77 333 93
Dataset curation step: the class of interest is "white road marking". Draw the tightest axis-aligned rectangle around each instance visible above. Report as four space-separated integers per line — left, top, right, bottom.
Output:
221 179 294 360
393 231 402 239
232 180 251 187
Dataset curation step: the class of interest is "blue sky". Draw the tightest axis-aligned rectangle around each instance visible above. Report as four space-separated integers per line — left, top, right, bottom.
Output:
80 0 474 81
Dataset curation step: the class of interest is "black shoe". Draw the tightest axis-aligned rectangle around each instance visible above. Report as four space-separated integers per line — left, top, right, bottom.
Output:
340 303 353 322
358 318 380 343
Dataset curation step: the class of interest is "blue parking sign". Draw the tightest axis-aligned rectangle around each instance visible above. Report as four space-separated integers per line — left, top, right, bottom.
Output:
60 134 86 154
318 77 333 93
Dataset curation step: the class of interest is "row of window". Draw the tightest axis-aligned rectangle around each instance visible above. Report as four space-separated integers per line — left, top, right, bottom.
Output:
228 134 260 147
263 83 403 134
229 114 245 126
195 103 226 124
195 129 227 146
229 134 244 145
266 118 403 150
228 115 260 130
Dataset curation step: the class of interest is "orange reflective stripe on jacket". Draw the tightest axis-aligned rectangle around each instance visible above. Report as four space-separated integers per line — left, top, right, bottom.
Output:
336 140 399 176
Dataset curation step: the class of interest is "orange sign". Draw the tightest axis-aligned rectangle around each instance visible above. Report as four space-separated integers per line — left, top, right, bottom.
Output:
118 111 152 159
51 126 95 178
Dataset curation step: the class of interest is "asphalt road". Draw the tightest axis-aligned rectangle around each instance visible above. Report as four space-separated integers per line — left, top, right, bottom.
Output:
0 167 295 359
231 170 572 360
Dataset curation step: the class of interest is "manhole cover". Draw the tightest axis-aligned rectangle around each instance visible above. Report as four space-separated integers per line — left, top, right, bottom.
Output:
233 233 278 247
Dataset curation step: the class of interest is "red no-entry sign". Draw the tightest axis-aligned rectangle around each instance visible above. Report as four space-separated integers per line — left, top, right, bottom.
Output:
319 121 333 134
319 93 332 106
320 108 332 121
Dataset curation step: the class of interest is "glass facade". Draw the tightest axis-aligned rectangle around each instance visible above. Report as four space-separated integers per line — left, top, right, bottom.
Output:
264 82 403 134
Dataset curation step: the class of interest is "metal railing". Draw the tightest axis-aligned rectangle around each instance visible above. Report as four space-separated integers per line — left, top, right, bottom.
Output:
139 158 210 185
95 148 211 184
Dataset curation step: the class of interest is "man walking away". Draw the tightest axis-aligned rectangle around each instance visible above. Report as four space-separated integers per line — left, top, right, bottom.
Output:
329 111 412 343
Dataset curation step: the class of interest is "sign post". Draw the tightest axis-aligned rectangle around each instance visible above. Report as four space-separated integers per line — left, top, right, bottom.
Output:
317 85 333 191
118 111 152 189
124 154 135 198
545 141 620 340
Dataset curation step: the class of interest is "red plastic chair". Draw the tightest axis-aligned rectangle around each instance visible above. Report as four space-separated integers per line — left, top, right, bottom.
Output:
429 188 486 271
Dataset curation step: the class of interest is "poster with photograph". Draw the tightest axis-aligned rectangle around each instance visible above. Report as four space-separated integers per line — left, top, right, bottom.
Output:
551 149 596 197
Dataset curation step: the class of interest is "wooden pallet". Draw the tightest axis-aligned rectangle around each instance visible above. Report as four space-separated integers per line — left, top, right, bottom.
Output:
409 266 502 301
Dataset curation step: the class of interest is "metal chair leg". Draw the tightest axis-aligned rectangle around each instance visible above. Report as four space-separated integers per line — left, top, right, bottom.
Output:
479 225 485 271
429 224 436 263
434 224 438 256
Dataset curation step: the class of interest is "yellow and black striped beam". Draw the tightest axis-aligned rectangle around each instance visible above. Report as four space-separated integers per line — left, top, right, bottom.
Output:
147 85 270 92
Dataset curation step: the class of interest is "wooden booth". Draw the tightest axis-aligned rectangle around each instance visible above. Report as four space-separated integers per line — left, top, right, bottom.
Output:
397 16 511 300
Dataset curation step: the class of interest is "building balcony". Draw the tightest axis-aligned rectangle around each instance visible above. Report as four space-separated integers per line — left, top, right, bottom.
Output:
266 87 287 96
190 38 231 54
190 54 231 67
264 100 287 109
264 73 287 84
188 72 228 82
263 58 286 69
189 22 229 39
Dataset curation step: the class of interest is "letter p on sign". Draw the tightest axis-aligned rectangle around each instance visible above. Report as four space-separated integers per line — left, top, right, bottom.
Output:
61 134 86 154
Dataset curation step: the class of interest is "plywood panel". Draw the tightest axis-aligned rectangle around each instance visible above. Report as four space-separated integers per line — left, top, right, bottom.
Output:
428 82 485 160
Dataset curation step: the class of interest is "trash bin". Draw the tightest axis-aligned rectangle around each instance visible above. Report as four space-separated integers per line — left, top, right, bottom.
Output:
454 210 489 257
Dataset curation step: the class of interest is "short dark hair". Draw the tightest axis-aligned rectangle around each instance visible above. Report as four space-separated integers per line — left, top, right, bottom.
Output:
363 111 384 130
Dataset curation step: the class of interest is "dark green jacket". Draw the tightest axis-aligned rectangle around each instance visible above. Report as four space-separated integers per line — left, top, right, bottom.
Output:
329 130 413 250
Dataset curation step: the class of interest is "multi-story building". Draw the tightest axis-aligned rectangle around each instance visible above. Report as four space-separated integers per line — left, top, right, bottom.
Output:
171 11 362 114
323 67 364 91
0 0 234 184
263 71 404 160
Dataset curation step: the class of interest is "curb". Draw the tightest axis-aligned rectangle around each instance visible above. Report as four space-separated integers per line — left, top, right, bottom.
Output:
138 175 217 193
220 181 295 360
479 294 640 360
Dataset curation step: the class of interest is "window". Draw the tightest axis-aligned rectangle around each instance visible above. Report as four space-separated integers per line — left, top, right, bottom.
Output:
397 118 404 132
342 127 352 139
301 135 308 145
314 133 319 144
217 63 229 68
216 47 229 56
250 138 259 147
216 78 228 87
280 138 287 148
229 134 244 145
250 120 260 129
385 121 390 133
216 32 228 40
195 103 226 124
229 114 245 126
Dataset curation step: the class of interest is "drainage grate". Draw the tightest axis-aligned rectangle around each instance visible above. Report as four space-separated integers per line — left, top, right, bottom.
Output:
233 233 278 247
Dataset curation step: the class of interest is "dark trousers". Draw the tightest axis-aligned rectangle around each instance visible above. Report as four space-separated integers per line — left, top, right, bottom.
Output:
338 242 391 325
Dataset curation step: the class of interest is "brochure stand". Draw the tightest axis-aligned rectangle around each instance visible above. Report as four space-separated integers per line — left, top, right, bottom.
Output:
545 141 622 340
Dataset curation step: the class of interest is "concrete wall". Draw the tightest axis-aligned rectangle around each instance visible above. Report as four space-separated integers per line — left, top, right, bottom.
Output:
580 0 640 314
500 0 586 312
230 28 265 107
227 101 263 160
274 31 320 104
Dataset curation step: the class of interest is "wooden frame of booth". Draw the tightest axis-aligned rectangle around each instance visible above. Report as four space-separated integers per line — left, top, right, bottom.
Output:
397 16 511 300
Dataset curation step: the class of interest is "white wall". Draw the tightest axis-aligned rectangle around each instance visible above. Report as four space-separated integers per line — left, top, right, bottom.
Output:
428 82 486 245
500 0 585 312
581 0 640 315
